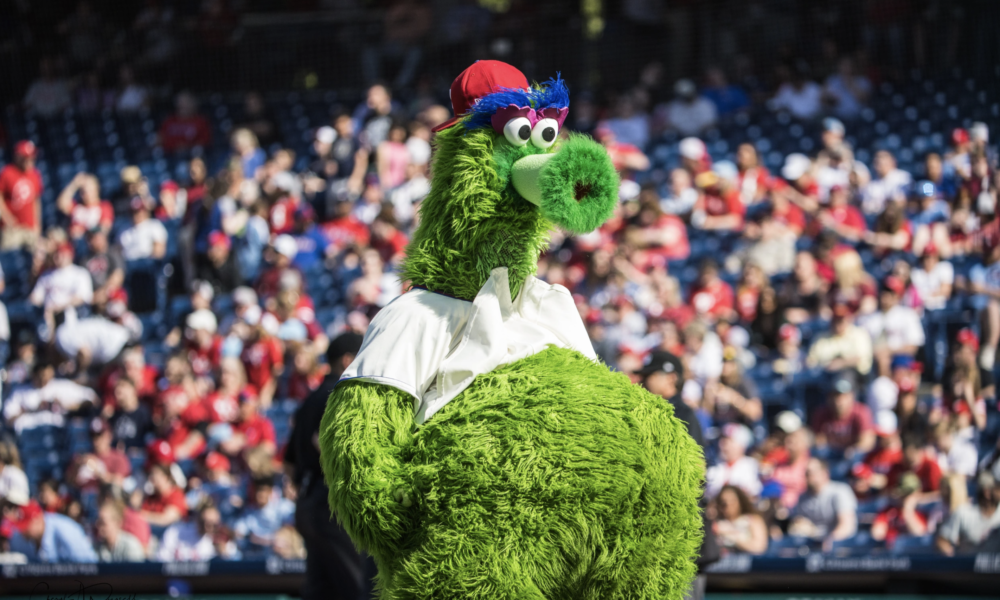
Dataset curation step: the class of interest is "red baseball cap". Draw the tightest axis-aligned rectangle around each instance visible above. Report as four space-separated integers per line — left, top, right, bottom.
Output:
778 323 801 344
13 501 43 533
883 275 905 295
147 439 175 465
952 128 970 145
205 451 230 473
208 231 231 250
957 328 980 352
433 60 530 133
14 140 37 158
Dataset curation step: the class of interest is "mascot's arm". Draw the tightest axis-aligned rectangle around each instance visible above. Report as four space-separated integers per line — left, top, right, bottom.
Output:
319 380 417 558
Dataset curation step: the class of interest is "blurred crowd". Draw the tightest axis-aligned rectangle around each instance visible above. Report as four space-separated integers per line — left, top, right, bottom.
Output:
0 37 999 565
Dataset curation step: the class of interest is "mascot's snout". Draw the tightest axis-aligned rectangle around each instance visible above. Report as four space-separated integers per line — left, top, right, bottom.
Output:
511 134 619 234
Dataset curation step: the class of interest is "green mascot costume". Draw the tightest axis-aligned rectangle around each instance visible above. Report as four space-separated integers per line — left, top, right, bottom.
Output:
320 61 703 600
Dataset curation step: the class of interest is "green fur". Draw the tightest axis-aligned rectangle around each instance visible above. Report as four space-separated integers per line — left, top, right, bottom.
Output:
321 347 704 600
322 99 702 599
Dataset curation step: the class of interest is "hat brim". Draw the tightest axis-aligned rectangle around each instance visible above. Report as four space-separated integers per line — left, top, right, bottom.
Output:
431 115 462 133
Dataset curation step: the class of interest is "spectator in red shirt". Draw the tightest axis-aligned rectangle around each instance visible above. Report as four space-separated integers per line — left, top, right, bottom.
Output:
864 201 912 258
852 410 903 497
57 172 114 239
255 235 302 301
735 143 771 205
241 324 284 408
159 92 212 154
221 387 276 458
887 438 943 502
593 124 650 178
0 140 43 250
691 169 745 232
204 357 251 424
371 210 409 266
68 419 131 492
688 258 735 322
184 309 223 379
811 372 876 458
321 198 371 256
775 153 821 214
871 472 929 546
140 462 188 528
625 189 690 266
759 414 812 509
815 184 866 242
153 385 209 461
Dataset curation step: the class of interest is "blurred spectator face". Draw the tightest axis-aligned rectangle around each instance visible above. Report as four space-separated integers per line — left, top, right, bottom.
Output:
697 261 720 287
361 249 384 277
367 85 391 115
794 251 816 281
736 144 758 171
114 379 138 412
719 432 746 463
254 482 273 508
239 392 259 421
92 426 112 454
334 115 354 139
903 443 924 468
717 486 743 521
20 508 45 542
388 124 407 144
828 185 849 207
88 230 108 253
189 158 207 184
231 128 257 155
150 465 174 494
805 458 830 492
874 151 896 178
164 355 192 385
705 67 726 89
832 389 855 419
786 427 811 457
644 370 678 399
199 505 222 537
879 287 899 311
670 168 692 195
95 502 123 544
176 92 197 117
81 175 100 205
219 358 243 393
925 153 942 182
33 364 55 388
53 244 74 268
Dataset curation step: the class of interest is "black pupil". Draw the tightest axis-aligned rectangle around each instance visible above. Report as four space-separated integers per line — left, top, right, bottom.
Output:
518 124 531 140
542 127 555 142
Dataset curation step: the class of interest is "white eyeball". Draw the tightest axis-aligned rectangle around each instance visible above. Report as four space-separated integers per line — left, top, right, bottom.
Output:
530 118 559 149
503 117 532 147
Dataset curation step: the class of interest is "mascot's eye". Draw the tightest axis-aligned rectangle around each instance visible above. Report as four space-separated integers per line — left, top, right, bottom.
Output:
530 118 559 149
503 117 532 147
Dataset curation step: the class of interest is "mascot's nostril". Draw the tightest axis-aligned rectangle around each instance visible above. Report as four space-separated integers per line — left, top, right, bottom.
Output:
573 181 592 202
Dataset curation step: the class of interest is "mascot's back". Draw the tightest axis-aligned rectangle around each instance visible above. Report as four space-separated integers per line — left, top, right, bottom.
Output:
320 60 704 600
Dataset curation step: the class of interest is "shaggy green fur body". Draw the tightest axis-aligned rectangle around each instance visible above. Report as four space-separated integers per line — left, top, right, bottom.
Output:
320 347 704 600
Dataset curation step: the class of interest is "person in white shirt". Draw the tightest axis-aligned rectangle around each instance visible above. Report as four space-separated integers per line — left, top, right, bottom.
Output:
822 57 871 120
932 421 978 478
29 242 93 340
861 150 911 215
683 320 723 383
770 64 822 121
118 196 167 260
911 244 954 311
659 79 717 137
157 502 238 562
705 423 761 499
858 276 925 356
3 363 98 433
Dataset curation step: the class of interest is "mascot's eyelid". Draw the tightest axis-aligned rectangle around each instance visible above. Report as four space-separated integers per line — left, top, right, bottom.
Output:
539 107 569 128
491 105 537 133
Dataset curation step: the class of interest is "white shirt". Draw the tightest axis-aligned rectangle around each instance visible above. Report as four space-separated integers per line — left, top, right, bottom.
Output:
705 456 762 498
911 261 954 311
688 331 724 383
858 305 925 352
770 82 823 120
29 264 93 314
341 267 597 424
4 379 98 433
661 98 718 137
55 317 133 365
861 169 912 215
118 218 168 260
938 440 978 478
156 522 217 562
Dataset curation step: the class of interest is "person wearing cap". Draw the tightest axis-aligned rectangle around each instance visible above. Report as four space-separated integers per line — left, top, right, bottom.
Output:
688 259 735 323
861 150 912 216
285 332 368 600
811 370 876 458
8 500 98 563
770 61 822 120
773 153 820 215
185 308 222 378
118 190 168 261
141 462 188 528
852 410 902 497
253 234 302 300
807 300 874 375
635 350 704 448
594 121 651 178
931 419 979 479
660 78 717 137
705 423 762 499
911 241 954 313
822 56 871 120
788 458 858 549
814 183 866 242
759 412 812 509
870 471 929 546
857 275 925 358
221 387 276 459
690 161 746 232
57 172 114 239
94 497 146 562
659 167 700 216
0 140 43 250
28 241 94 341
196 230 239 295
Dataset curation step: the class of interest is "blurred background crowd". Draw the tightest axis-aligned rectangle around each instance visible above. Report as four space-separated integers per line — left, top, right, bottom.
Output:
0 0 998 567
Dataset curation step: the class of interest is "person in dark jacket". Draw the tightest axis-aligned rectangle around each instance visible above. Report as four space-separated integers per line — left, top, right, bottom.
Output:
636 350 717 600
284 332 368 600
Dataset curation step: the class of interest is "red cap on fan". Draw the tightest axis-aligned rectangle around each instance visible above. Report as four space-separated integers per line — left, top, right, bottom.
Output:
957 328 980 352
13 501 43 533
433 61 530 133
147 439 175 465
952 128 970 146
14 140 37 158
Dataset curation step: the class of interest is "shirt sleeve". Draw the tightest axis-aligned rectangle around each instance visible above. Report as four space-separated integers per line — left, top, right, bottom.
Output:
56 519 99 563
940 262 955 285
833 484 858 515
